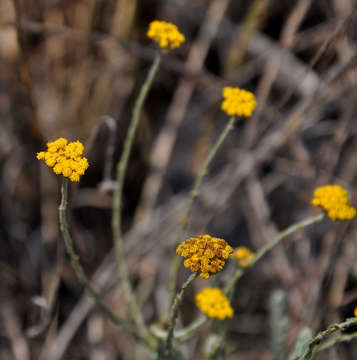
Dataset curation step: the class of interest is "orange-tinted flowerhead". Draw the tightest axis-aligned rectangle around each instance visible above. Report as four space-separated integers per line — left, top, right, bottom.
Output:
176 234 233 279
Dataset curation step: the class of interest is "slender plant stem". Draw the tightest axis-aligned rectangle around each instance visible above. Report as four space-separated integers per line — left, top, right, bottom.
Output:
224 213 324 299
167 116 238 309
112 52 161 333
313 330 357 355
151 314 206 342
58 178 156 350
162 272 199 357
175 314 207 342
300 317 357 360
176 115 238 245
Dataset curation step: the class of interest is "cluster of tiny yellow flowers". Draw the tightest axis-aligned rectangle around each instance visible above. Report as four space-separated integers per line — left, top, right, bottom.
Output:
221 87 256 117
233 246 255 268
147 20 185 50
195 288 234 320
311 185 356 221
176 234 233 279
37 138 89 182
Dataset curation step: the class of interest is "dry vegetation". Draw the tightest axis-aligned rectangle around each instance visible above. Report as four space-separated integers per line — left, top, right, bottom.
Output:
1 0 357 359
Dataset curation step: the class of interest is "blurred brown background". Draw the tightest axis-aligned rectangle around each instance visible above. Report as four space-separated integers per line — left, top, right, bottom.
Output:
1 0 357 359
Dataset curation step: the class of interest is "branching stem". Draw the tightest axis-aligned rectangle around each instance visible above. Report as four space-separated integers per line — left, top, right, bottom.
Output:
155 213 324 343
301 318 357 360
59 178 156 349
162 272 198 357
225 213 324 299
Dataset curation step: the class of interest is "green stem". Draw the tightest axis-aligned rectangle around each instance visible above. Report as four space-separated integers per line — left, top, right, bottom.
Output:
112 52 161 334
225 213 324 299
174 314 207 342
59 178 156 350
167 116 238 310
176 115 238 246
314 330 357 355
301 317 357 360
162 272 199 357
151 314 207 342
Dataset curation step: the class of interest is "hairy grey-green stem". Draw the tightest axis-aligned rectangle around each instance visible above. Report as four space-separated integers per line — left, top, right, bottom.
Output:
225 213 324 298
59 178 156 349
204 334 224 360
112 52 161 334
314 330 357 355
167 116 237 310
162 272 198 357
151 314 206 342
300 318 357 360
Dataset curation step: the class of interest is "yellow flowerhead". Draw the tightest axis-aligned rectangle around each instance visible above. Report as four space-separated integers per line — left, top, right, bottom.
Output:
354 306 357 317
221 87 256 117
311 185 356 221
195 288 234 320
233 246 255 268
147 20 185 51
176 234 233 279
37 137 89 182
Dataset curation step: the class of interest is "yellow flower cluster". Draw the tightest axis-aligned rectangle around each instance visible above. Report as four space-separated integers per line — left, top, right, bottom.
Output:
233 246 255 268
176 234 233 279
221 87 256 117
354 306 357 317
147 20 185 50
37 138 89 182
311 185 356 221
195 288 234 320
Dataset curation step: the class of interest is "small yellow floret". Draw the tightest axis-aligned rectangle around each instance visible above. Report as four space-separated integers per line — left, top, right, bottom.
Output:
221 87 256 117
147 20 185 50
37 137 89 182
311 185 356 221
233 246 255 268
354 306 357 317
36 152 45 160
70 173 80 182
195 288 234 320
176 234 233 279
